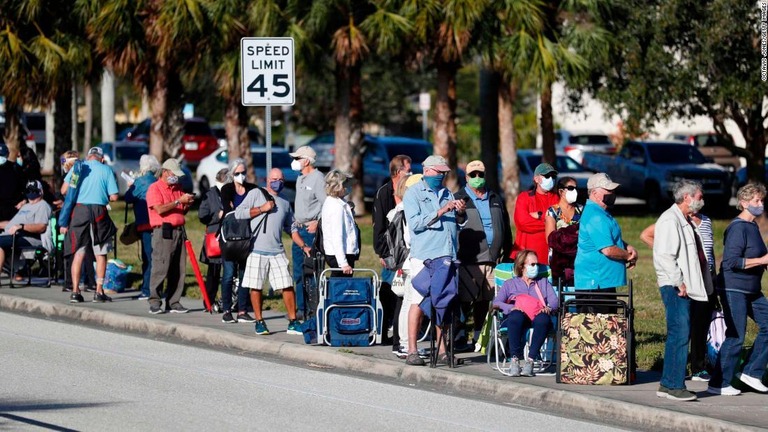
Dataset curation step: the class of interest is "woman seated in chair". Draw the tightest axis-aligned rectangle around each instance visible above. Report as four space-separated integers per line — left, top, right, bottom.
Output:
493 249 559 377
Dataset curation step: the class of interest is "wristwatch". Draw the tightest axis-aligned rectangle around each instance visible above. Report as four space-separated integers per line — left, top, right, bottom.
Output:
175 199 181 207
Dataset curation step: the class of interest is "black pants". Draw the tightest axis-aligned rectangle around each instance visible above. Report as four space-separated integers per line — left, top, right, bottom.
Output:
324 255 356 278
205 262 221 307
690 295 716 373
379 280 397 345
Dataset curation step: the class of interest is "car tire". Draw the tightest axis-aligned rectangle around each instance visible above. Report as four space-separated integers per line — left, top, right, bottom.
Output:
199 176 210 194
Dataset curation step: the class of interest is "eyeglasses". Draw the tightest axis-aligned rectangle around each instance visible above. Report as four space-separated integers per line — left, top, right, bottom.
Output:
560 185 577 191
468 171 485 178
291 157 303 161
60 157 67 165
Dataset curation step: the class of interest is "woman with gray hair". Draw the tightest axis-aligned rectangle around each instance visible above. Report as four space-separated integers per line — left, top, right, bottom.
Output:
125 154 161 299
219 158 257 323
709 183 768 396
321 169 359 275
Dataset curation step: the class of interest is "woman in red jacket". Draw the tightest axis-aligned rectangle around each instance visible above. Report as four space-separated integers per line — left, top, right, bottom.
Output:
511 163 559 264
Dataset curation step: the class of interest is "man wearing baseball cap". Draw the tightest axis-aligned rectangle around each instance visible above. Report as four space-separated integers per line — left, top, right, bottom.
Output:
454 160 512 349
0 180 52 279
61 146 119 303
574 172 638 311
289 145 326 319
145 158 195 314
402 154 466 366
511 162 559 264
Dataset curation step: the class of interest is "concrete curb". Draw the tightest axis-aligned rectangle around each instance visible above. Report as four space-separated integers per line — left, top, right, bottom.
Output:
0 293 756 432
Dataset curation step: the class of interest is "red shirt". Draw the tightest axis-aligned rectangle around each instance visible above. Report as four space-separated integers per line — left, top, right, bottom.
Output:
146 180 186 228
511 189 559 264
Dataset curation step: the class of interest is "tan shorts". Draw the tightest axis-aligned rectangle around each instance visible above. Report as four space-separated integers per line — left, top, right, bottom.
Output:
241 252 293 291
458 263 495 302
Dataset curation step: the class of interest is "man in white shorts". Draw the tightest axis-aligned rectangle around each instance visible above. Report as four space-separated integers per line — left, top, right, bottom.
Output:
236 168 308 335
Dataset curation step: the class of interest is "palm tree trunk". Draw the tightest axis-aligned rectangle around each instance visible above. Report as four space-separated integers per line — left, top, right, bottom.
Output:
100 69 116 143
149 64 168 162
165 70 184 159
3 103 21 162
540 81 555 164
349 63 365 215
84 83 93 153
224 88 252 182
54 85 73 187
334 62 352 174
499 79 520 219
44 106 55 175
434 61 459 189
480 68 500 191
71 83 79 151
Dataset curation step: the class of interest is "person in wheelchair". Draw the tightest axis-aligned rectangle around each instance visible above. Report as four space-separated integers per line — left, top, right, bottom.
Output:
0 180 52 278
493 249 559 377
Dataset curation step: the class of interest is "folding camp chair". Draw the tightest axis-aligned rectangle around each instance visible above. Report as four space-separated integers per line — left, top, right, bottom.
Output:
316 268 382 347
8 224 54 288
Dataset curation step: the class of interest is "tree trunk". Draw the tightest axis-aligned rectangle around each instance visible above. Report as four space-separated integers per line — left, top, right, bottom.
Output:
239 103 252 183
224 92 252 183
740 103 767 184
164 70 185 160
540 81 555 164
100 69 116 143
3 103 21 162
434 61 459 190
480 68 500 191
54 85 73 188
499 79 520 220
348 63 365 215
84 83 93 153
149 64 168 162
334 63 352 174
43 106 55 175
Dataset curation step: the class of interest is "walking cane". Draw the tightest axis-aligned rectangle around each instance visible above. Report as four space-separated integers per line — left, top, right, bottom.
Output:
182 226 212 313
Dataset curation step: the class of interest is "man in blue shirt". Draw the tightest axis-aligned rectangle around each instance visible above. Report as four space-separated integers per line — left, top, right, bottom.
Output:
62 147 119 303
402 155 466 366
574 173 637 312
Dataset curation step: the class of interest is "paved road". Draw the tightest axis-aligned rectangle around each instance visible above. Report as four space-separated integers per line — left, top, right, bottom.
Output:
0 312 621 432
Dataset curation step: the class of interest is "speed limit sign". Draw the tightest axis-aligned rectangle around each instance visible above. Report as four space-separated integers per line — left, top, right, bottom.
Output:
241 37 295 106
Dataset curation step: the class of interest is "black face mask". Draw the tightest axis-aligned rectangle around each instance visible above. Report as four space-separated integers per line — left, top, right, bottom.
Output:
602 193 616 208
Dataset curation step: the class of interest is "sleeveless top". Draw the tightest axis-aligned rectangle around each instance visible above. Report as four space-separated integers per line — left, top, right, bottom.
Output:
547 203 583 230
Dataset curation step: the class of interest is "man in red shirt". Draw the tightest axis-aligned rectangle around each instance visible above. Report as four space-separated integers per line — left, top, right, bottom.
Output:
511 163 559 265
146 159 195 314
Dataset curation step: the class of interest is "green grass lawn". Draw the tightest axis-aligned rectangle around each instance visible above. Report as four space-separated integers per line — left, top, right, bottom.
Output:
109 201 760 371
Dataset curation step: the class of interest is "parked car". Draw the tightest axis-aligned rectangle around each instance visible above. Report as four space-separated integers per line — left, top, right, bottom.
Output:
211 126 263 148
195 146 298 202
666 131 743 172
305 131 335 171
735 157 768 189
23 112 46 153
513 150 593 201
96 141 193 196
555 129 616 164
123 117 218 166
581 141 731 211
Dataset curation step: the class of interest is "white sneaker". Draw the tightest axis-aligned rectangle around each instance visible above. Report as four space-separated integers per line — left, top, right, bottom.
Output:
707 385 741 396
738 373 768 393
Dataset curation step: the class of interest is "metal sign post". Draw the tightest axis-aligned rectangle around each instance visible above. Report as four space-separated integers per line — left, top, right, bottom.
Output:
240 37 296 174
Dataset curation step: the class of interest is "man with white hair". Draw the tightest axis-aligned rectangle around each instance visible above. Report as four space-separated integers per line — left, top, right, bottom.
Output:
61 146 119 303
125 155 161 299
289 145 326 319
653 179 709 402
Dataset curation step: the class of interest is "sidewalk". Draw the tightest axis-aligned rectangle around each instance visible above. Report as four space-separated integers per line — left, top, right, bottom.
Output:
1 281 765 432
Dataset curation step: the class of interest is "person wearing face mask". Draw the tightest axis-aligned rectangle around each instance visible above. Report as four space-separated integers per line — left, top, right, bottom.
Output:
198 168 230 312
454 160 512 350
0 144 26 223
218 159 257 324
372 154 412 348
652 180 712 402
289 145 326 320
708 183 768 397
493 250 559 377
0 180 52 280
145 158 195 314
574 173 637 313
545 176 583 287
511 163 559 265
236 168 305 336
125 155 161 300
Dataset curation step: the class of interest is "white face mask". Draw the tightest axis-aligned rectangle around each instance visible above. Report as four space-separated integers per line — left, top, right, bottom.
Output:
540 177 555 191
565 189 578 204
291 159 303 171
233 173 245 184
525 263 538 279
689 196 705 213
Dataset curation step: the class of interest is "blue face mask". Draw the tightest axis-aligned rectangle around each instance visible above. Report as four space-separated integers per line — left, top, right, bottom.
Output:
423 174 445 191
167 175 179 185
16 157 23 167
525 264 538 279
540 177 554 191
747 204 764 217
0 157 7 165
269 180 284 193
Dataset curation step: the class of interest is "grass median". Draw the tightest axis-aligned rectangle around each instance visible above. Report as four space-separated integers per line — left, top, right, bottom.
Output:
108 200 760 371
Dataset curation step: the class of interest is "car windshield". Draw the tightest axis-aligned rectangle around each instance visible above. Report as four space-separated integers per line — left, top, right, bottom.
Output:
524 155 586 173
115 145 148 160
647 145 708 164
253 152 292 168
184 122 213 136
384 143 432 162
568 135 612 145
694 134 732 147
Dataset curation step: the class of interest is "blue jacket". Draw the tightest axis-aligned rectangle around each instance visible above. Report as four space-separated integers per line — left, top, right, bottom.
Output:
58 160 82 229
720 218 766 294
412 256 458 324
125 173 156 231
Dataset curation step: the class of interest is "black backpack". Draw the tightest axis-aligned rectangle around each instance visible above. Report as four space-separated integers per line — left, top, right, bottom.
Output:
218 188 272 262
383 210 409 270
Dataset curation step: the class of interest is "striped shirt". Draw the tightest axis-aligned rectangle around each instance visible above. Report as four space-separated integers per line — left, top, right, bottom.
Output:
694 213 715 271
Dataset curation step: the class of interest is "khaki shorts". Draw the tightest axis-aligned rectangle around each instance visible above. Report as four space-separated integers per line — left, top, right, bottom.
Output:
458 263 495 302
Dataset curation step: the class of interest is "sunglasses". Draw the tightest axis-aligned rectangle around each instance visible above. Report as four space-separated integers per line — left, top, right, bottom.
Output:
60 157 67 165
234 171 246 175
291 157 303 161
560 185 577 191
542 173 556 179
468 171 485 178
